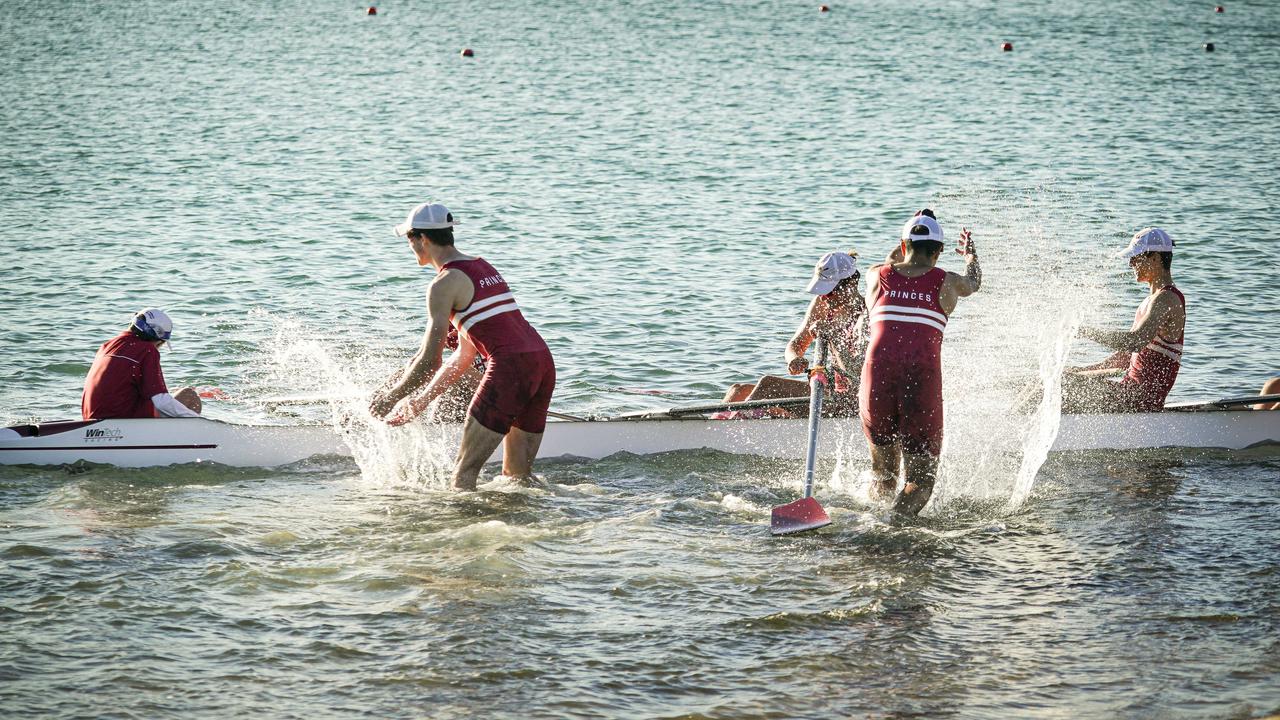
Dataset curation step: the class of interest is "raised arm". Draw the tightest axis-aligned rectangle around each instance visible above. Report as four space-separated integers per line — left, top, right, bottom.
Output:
948 227 982 297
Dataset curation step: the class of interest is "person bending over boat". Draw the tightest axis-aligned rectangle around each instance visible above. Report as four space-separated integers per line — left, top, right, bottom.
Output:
1064 228 1185 413
860 209 981 515
369 201 556 490
82 309 202 420
719 251 867 418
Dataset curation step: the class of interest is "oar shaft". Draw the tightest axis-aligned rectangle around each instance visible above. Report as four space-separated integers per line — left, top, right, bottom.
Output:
801 339 829 499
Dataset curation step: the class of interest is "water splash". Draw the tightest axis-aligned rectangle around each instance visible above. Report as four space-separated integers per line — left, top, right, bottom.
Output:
829 182 1114 512
253 315 457 489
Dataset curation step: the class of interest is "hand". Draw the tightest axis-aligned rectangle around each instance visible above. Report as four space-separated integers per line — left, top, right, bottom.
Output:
368 390 400 419
887 243 905 264
386 407 411 426
787 357 808 375
956 227 976 257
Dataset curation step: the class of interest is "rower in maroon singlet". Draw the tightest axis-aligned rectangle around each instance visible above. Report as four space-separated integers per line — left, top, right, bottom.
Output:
859 210 982 515
369 201 556 490
82 309 203 420
1065 227 1187 412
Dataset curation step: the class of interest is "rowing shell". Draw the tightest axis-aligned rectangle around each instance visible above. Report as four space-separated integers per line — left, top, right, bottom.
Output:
1 409 1277 469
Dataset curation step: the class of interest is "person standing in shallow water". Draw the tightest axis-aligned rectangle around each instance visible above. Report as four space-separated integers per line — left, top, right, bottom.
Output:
368 201 556 491
1064 227 1186 413
859 209 982 515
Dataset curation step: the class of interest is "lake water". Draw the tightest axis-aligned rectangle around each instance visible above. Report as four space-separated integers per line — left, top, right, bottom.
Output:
1 1 1278 717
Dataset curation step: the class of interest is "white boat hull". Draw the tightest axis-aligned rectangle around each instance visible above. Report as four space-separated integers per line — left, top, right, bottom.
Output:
1 410 1276 469
0 418 348 468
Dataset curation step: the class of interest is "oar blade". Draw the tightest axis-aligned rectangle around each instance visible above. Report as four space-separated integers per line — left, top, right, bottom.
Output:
770 497 831 536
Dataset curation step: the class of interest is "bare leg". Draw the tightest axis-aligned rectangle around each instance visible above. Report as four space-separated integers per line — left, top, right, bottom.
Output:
1257 377 1280 410
451 416 506 491
867 442 899 501
173 387 202 414
501 427 545 482
746 376 808 401
722 383 754 403
894 452 939 516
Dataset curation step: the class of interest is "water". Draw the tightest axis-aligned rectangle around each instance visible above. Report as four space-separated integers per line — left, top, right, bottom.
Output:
2 0 1278 717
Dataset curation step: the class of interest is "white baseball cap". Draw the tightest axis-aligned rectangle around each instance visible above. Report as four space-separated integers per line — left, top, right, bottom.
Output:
806 252 859 295
1115 227 1174 259
901 213 944 243
394 202 460 237
132 308 173 342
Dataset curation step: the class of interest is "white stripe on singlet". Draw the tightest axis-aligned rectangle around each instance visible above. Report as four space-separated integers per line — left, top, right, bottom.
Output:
454 292 518 331
1145 336 1183 363
104 354 141 364
870 305 948 333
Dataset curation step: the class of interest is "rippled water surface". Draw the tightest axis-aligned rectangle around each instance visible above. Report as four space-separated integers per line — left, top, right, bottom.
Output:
2 0 1278 717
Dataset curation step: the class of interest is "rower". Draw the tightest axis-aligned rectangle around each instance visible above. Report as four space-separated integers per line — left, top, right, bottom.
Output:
1065 227 1186 413
859 209 981 515
82 309 202 420
719 251 867 418
369 201 556 491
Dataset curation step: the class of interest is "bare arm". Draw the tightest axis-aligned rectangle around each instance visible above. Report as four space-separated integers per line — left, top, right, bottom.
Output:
948 227 982 297
369 272 465 418
1070 351 1131 374
785 297 822 374
388 334 480 425
1079 291 1179 353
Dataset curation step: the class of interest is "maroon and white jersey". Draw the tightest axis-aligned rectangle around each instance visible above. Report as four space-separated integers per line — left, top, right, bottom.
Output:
442 257 548 360
1122 285 1185 409
865 266 949 361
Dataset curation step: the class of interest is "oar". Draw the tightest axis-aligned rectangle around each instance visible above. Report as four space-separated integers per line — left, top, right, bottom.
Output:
770 339 832 536
1164 393 1280 412
613 395 811 420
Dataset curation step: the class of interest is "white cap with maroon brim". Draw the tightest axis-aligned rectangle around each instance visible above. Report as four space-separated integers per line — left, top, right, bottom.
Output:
394 202 460 237
805 252 859 295
1115 227 1174 259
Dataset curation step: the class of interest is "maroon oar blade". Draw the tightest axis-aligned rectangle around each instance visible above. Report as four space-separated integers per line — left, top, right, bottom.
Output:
770 496 831 536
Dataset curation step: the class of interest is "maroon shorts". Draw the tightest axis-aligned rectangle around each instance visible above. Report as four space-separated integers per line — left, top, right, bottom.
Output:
858 357 944 456
469 348 556 434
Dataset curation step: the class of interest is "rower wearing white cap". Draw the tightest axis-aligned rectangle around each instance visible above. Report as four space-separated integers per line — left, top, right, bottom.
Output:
81 309 202 420
719 251 867 417
860 209 981 515
369 201 556 491
1065 227 1186 412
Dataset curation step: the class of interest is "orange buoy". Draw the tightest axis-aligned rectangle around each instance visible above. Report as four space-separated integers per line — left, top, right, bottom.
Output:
1001 41 1013 51
366 6 377 15
460 48 474 57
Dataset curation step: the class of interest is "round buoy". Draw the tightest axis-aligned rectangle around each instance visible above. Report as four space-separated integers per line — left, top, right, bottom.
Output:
460 48 474 57
819 4 829 12
1001 41 1013 52
1204 42 1215 51
366 6 376 15
1215 5 1224 12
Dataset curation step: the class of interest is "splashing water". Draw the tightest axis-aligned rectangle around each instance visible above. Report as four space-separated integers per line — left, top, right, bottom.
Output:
254 316 458 489
829 183 1113 512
